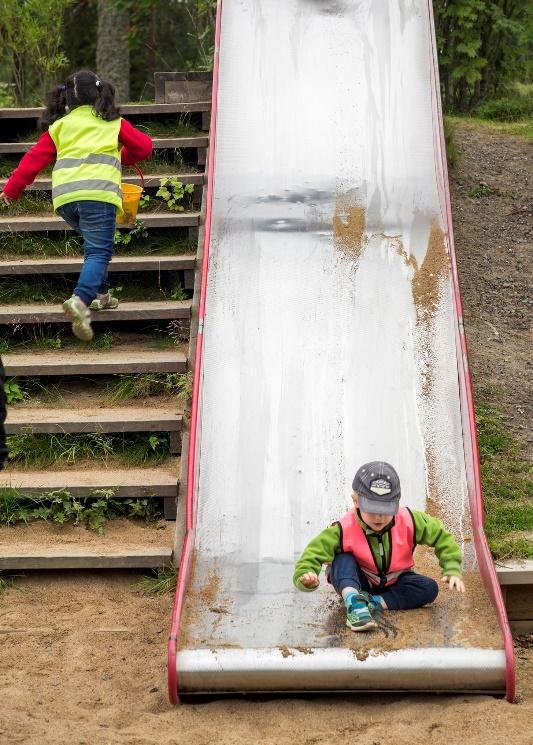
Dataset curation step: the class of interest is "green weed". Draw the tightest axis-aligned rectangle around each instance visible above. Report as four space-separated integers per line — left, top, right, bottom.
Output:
0 486 160 535
476 401 533 559
2 191 51 216
0 231 83 259
469 183 494 199
3 378 26 405
136 565 177 596
156 177 195 212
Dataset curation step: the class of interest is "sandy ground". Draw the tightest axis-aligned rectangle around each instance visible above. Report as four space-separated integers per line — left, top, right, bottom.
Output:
0 571 531 745
0 124 531 744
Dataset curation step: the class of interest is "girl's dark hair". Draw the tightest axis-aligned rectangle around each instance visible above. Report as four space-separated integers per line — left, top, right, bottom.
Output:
40 69 120 129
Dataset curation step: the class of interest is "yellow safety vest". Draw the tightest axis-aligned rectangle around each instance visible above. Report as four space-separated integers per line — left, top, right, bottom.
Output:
49 105 123 215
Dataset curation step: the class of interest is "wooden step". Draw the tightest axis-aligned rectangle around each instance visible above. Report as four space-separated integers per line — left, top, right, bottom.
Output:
0 211 200 232
3 348 187 376
0 254 196 277
0 102 211 119
0 519 174 570
5 405 183 435
0 299 191 325
1 462 179 498
0 135 208 154
0 172 204 192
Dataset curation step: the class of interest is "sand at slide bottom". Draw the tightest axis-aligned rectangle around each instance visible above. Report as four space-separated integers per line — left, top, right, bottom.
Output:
1 571 530 745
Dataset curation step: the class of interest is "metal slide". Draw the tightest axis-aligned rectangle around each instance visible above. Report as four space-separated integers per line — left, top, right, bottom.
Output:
168 0 515 701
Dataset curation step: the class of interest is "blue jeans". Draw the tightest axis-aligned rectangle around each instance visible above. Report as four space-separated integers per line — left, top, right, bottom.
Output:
329 552 438 611
58 200 117 306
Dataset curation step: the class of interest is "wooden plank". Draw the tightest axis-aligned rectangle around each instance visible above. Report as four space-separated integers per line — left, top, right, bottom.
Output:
5 406 183 434
0 136 208 155
0 549 173 570
0 299 191 325
3 348 187 376
0 173 204 192
0 212 200 232
155 72 212 104
504 585 533 621
496 561 533 585
509 620 533 633
0 464 179 498
0 254 196 276
0 102 211 119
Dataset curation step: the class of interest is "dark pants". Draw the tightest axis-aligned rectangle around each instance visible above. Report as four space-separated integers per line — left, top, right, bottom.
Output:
329 552 439 611
58 200 117 306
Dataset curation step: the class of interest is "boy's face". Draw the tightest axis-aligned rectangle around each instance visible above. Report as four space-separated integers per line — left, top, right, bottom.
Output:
352 493 394 532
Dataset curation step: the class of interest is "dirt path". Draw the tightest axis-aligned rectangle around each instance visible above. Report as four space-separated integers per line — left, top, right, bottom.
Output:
0 571 531 745
450 123 532 456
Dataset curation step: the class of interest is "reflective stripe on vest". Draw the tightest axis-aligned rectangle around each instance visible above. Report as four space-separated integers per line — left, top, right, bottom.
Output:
339 507 415 587
49 106 123 214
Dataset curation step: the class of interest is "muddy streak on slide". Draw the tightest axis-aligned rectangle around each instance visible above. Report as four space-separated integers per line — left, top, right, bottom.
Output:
168 0 513 697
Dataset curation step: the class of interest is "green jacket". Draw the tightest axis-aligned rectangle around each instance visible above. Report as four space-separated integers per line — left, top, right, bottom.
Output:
293 509 462 592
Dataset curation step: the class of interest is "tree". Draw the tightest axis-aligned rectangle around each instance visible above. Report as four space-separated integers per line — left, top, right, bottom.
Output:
96 0 130 102
0 0 75 105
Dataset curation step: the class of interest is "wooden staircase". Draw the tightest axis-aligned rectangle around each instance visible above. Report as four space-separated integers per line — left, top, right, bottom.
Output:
0 98 208 570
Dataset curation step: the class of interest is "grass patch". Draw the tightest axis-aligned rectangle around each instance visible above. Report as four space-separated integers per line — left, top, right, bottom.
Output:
0 272 189 305
446 114 533 141
0 486 160 535
137 565 177 596
104 371 191 403
6 431 171 468
0 191 51 215
0 231 83 259
476 400 533 559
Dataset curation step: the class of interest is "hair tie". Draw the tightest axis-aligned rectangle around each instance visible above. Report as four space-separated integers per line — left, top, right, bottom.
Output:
95 80 101 88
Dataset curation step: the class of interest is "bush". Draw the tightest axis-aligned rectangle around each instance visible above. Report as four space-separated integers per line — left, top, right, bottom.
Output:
475 96 533 122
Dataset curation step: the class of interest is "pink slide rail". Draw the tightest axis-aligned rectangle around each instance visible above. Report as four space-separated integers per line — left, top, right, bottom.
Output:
427 0 515 702
167 0 515 703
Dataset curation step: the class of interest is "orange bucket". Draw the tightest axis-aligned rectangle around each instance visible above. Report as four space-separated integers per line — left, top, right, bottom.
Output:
116 166 144 225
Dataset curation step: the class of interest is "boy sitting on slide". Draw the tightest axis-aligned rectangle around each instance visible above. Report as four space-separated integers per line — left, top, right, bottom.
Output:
293 461 465 631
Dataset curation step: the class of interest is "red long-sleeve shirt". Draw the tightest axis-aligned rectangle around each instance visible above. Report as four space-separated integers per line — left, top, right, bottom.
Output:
2 118 152 200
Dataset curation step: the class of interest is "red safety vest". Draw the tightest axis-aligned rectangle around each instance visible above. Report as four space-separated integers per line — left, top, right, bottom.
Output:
338 507 416 587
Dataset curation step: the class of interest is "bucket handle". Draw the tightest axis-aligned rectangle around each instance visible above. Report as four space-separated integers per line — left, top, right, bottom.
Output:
133 164 145 191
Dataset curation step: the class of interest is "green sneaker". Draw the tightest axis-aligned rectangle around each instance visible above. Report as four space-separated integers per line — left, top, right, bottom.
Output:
345 591 378 632
89 292 119 311
63 295 93 342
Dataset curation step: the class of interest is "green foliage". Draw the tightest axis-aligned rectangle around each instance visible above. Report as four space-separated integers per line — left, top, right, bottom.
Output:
474 89 533 122
475 401 533 559
0 0 75 105
114 220 148 247
3 378 26 405
469 183 494 198
156 177 195 212
137 565 177 595
105 372 182 402
0 486 160 535
434 1 533 112
169 282 187 301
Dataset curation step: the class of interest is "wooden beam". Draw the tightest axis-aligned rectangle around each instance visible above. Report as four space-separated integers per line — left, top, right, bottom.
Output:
0 548 173 570
0 136 208 155
0 173 204 192
496 561 533 585
0 212 200 232
3 348 187 376
0 463 179 498
0 299 191 325
5 406 183 434
0 254 196 276
0 102 211 119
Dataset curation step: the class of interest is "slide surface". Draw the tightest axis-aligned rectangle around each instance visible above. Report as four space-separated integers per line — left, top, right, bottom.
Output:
168 0 514 700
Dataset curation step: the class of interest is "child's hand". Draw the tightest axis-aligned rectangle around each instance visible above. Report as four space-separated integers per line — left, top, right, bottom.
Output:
0 192 12 206
299 572 319 589
442 575 465 593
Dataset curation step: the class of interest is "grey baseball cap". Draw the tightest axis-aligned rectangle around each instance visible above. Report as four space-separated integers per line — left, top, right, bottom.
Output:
352 461 401 515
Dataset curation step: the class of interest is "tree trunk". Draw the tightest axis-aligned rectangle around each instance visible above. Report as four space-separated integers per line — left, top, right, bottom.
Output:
96 0 130 103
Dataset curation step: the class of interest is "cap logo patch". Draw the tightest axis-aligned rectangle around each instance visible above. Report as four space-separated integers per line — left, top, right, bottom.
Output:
370 479 391 496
